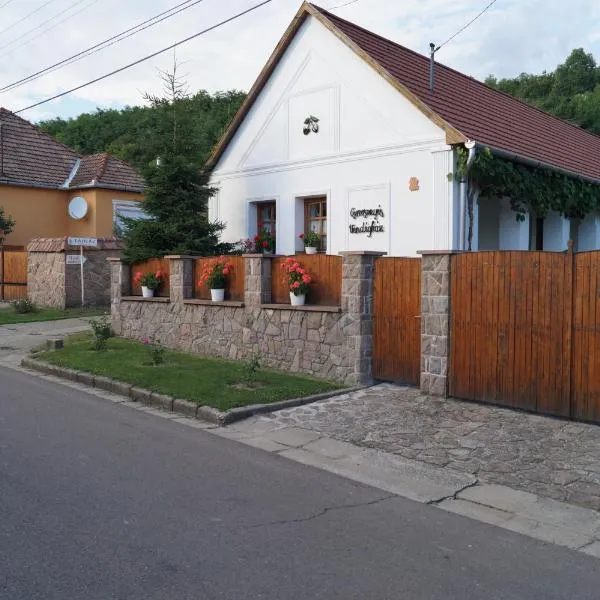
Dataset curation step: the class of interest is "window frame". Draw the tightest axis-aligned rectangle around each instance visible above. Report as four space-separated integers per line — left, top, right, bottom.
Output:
304 196 328 252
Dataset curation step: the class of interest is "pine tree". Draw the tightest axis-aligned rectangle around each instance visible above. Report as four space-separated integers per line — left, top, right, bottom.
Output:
122 56 229 263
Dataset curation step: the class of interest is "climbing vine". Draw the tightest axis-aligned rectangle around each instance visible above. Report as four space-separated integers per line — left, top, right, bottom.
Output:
456 145 600 222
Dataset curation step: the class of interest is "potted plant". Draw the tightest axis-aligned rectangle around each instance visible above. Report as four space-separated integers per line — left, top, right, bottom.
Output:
255 226 275 254
299 231 320 254
198 259 234 302
134 270 163 298
280 257 312 306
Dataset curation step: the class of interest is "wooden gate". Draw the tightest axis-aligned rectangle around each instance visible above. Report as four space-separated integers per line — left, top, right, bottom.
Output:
372 257 421 385
572 252 600 423
449 250 600 423
0 249 27 301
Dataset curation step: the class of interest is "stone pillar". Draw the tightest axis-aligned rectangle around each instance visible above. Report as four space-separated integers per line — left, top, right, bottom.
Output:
340 251 385 385
108 257 130 335
244 254 273 307
419 251 453 396
165 256 194 302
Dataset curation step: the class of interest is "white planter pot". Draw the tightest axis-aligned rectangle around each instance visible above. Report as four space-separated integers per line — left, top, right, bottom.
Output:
290 292 306 306
305 247 317 255
211 288 225 302
142 286 155 298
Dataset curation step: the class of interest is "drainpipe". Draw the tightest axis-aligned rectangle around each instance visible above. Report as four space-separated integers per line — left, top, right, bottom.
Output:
459 140 477 250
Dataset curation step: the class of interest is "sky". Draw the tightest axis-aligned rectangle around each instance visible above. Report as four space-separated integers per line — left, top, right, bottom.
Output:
0 0 598 123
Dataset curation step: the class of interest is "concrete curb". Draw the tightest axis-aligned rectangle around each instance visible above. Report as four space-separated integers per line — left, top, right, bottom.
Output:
19 357 361 426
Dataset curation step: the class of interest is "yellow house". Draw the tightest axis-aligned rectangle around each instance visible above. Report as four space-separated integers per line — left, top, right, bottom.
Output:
0 107 144 249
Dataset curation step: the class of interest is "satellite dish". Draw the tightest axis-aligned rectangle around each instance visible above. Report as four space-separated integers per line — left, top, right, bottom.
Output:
68 196 88 220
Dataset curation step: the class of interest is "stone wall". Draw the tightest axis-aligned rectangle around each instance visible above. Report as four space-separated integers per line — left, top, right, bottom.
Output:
111 253 383 385
28 252 66 309
420 252 452 396
65 249 121 307
28 237 123 309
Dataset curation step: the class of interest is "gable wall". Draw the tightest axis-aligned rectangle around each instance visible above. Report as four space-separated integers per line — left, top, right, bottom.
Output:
210 16 456 256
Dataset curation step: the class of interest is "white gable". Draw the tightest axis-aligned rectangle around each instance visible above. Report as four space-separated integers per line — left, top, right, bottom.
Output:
213 15 444 174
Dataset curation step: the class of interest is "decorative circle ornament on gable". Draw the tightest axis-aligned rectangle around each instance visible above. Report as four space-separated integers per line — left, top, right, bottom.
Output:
68 196 89 220
303 115 320 135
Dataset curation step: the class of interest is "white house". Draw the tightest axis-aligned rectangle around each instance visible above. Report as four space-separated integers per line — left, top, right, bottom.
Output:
207 2 600 256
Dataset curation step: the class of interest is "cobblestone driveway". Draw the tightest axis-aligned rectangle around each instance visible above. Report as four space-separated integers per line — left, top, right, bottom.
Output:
269 385 600 511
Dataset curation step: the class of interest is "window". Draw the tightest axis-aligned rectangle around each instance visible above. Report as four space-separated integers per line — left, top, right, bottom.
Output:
257 202 276 238
112 200 149 235
304 197 327 251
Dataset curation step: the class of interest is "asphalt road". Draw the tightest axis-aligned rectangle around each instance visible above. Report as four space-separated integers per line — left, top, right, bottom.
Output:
1 367 599 600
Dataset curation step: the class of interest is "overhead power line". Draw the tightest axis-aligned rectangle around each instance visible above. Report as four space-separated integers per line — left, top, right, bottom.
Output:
0 0 16 10
327 0 361 10
0 0 95 54
0 0 59 38
14 0 273 114
1 0 206 93
436 0 499 51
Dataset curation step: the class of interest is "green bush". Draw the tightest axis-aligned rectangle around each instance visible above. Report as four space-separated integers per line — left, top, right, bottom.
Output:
90 314 112 351
11 298 37 314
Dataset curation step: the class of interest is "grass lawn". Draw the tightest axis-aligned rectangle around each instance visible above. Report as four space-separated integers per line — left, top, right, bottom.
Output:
0 307 106 325
35 334 342 411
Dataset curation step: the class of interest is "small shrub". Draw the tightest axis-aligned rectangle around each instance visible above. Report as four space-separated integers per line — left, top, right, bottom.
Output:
90 314 112 351
244 352 262 383
142 336 165 366
11 298 37 314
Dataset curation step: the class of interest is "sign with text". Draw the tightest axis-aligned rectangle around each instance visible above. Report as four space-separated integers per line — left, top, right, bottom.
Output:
349 206 385 237
347 185 390 254
66 254 87 265
67 236 97 247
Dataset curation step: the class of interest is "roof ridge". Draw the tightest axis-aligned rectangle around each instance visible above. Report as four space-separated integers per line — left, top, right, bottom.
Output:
96 152 110 182
312 5 600 143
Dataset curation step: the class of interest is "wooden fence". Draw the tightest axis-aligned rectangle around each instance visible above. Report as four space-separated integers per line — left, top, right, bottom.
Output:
194 256 245 301
372 257 421 385
130 258 170 297
271 254 343 306
449 250 600 423
0 249 27 301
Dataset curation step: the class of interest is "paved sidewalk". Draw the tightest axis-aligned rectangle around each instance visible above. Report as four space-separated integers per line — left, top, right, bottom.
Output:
0 318 91 366
268 384 600 512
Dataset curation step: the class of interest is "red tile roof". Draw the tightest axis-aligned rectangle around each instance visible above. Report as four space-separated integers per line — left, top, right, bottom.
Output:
0 108 144 192
208 2 600 183
316 5 600 182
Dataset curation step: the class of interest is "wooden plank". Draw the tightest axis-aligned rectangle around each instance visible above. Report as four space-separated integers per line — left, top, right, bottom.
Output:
130 258 171 297
592 253 600 421
372 257 421 385
194 256 245 301
0 250 27 301
271 255 342 306
572 251 600 423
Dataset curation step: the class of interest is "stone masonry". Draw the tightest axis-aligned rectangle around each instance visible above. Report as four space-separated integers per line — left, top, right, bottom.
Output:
340 252 384 383
28 237 123 309
28 251 66 309
111 253 380 385
420 252 452 396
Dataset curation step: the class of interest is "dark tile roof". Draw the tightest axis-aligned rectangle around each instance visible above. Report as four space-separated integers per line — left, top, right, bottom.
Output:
316 5 600 182
208 2 600 183
0 108 144 192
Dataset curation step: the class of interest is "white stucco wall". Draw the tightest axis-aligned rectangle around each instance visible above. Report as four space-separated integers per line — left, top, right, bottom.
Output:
543 212 570 251
209 15 455 256
577 213 600 251
498 198 530 250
